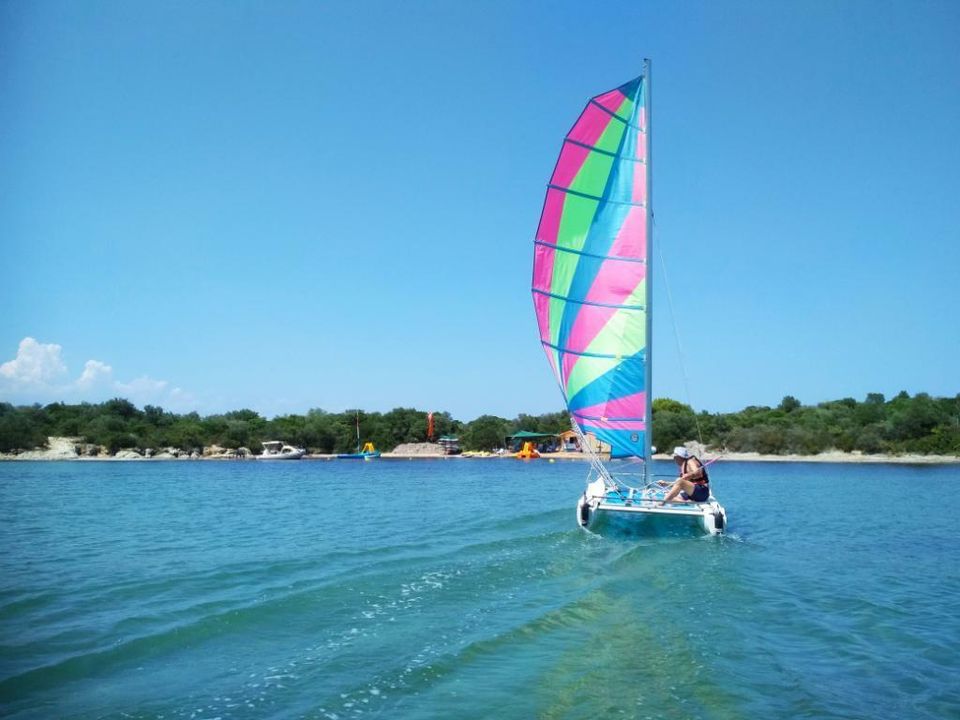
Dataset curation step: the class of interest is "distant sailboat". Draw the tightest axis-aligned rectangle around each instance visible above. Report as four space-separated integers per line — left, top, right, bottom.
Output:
337 412 381 459
531 60 727 535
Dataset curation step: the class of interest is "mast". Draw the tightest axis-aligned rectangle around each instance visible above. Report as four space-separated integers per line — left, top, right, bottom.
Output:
355 411 361 453
643 58 654 480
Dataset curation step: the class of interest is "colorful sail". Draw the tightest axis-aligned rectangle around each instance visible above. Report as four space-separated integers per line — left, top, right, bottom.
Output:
532 74 650 459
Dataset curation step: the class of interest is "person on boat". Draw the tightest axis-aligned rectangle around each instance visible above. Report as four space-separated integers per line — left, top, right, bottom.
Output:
660 446 709 504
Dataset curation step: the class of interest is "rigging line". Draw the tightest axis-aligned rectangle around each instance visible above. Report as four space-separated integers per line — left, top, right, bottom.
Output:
570 416 618 493
650 454 725 478
608 456 651 494
546 347 616 494
654 218 705 447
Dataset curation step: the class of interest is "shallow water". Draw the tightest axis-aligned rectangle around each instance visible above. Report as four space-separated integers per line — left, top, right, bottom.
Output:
0 459 957 719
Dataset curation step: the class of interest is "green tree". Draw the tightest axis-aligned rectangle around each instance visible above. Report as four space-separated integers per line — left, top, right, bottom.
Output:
0 403 47 452
652 398 694 414
652 399 697 452
462 415 511 451
779 395 801 413
104 398 139 420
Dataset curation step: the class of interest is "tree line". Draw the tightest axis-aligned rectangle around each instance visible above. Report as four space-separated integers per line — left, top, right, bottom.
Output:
653 392 960 456
0 391 958 456
0 400 569 455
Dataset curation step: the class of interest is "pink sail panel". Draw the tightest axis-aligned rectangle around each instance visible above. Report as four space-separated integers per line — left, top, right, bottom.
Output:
571 392 647 423
562 268 644 359
551 142 593 189
593 87 633 116
566 103 623 148
606 203 647 260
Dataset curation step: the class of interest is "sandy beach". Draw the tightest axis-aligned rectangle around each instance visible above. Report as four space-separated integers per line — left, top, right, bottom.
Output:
2 437 958 464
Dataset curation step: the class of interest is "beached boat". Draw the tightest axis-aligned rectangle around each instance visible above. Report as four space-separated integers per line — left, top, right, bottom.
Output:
337 441 381 460
531 61 727 536
337 414 381 459
257 441 306 460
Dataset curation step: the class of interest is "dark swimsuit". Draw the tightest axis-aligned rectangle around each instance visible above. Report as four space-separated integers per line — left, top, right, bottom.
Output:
679 458 710 502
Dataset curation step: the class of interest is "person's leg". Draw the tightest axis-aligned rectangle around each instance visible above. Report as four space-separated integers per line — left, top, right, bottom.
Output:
663 479 694 503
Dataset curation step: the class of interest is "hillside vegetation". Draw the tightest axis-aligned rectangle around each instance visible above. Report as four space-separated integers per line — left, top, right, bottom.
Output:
0 392 957 456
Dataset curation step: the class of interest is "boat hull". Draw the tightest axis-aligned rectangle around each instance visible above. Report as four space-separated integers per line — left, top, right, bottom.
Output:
577 489 726 537
256 450 305 460
336 451 381 459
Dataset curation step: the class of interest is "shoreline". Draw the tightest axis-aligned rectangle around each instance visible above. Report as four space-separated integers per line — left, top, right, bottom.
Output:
3 437 958 465
2 451 959 465
656 451 960 465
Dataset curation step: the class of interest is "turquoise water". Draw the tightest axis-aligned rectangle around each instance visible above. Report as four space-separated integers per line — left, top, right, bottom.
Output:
1 459 957 719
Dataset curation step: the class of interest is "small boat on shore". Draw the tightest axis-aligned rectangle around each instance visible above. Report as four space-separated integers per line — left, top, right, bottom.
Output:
337 413 381 459
337 441 381 460
257 441 306 460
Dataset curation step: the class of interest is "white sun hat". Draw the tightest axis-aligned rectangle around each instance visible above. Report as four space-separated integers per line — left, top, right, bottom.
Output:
672 446 691 459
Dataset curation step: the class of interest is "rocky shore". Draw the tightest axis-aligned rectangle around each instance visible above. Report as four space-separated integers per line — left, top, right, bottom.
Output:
2 437 958 464
666 450 960 465
0 437 253 461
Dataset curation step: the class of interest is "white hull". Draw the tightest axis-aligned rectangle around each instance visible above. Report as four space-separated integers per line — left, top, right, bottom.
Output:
257 448 306 460
577 479 727 536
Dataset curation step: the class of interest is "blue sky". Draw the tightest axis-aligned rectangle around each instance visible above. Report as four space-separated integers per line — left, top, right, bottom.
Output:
2 0 958 420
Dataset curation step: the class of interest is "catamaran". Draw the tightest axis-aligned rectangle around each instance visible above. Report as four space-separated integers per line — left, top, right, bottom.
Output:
337 412 381 459
531 60 727 536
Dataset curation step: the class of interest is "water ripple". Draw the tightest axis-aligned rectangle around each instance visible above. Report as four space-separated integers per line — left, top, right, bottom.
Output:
0 460 958 719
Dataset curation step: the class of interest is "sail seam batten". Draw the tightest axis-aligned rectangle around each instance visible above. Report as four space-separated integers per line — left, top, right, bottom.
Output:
540 339 645 361
573 412 646 422
532 288 646 311
562 137 646 163
588 99 644 131
533 240 647 264
546 184 647 208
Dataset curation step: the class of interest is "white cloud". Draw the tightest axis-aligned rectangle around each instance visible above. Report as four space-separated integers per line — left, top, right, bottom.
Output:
0 337 197 411
76 360 113 389
114 376 172 407
0 337 68 385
